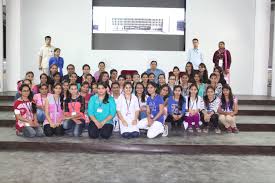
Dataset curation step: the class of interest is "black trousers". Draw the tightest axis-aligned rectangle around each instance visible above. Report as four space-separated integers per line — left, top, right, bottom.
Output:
43 124 64 136
165 114 184 127
88 121 113 139
200 112 219 128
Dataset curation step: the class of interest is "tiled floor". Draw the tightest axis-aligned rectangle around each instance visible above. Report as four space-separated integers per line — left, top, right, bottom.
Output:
0 152 274 183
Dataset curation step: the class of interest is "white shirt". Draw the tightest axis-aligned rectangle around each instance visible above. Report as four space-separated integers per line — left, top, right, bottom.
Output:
38 45 55 68
185 96 204 110
187 48 204 70
117 94 140 122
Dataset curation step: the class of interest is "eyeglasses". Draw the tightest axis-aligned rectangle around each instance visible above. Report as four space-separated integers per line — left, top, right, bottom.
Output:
22 90 30 92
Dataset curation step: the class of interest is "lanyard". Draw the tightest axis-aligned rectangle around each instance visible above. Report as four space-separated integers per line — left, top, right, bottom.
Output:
40 94 46 106
71 98 77 112
23 100 33 119
54 96 60 112
124 94 132 112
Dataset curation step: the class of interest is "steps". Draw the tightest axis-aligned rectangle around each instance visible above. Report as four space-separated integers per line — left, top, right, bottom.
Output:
0 127 275 155
0 92 275 155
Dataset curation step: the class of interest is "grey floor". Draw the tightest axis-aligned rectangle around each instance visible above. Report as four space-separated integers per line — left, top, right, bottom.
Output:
0 151 274 183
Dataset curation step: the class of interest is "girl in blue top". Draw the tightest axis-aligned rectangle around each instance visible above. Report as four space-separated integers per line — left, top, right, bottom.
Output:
137 82 165 139
164 85 186 135
48 48 64 77
87 82 116 139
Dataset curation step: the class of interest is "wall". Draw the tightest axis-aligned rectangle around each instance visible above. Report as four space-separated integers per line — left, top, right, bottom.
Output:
18 0 256 94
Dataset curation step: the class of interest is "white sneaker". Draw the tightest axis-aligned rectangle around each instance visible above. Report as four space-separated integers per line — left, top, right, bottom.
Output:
113 122 120 132
162 125 168 137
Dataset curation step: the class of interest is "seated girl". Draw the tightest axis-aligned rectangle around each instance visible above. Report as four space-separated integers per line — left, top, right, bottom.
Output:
87 82 116 139
14 84 44 137
137 82 165 139
63 83 86 137
164 85 186 135
33 83 49 124
43 83 64 136
218 84 239 133
200 86 221 134
185 84 204 133
117 82 140 139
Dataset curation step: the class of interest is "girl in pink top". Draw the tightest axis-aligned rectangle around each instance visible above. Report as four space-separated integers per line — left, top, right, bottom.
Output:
33 84 49 124
44 83 64 136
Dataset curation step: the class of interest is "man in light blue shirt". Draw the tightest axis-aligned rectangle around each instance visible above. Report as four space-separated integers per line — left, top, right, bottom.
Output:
146 61 165 83
187 38 204 70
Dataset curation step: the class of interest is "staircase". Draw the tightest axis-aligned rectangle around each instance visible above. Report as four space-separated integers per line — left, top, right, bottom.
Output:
0 92 275 155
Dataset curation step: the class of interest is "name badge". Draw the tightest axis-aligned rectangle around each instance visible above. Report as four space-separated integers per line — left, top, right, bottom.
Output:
71 112 76 116
97 108 103 113
219 59 223 67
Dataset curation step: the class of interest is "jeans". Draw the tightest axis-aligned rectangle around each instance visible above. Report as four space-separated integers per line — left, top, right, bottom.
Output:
200 112 219 128
43 124 64 136
22 126 44 138
121 132 139 139
37 109 46 124
63 119 85 137
88 121 113 139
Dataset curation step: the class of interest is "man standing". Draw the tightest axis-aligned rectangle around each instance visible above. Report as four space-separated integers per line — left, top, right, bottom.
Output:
146 60 164 83
213 41 232 75
187 38 204 70
38 36 55 74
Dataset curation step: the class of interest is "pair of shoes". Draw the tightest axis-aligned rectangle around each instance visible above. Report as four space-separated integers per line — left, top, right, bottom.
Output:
188 127 193 133
162 125 169 137
196 127 202 133
226 127 232 133
232 127 239 133
203 127 208 133
215 128 221 134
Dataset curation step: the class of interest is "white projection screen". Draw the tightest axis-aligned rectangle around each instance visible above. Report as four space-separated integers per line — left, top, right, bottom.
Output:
92 0 186 51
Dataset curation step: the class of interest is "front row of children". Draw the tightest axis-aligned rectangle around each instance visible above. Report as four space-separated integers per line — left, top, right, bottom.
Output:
14 82 238 139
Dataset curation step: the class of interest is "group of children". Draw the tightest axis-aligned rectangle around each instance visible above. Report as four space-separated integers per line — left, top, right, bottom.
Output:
14 60 239 139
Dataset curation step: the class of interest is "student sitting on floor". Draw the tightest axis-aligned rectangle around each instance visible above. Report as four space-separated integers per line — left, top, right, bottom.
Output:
185 84 204 133
164 85 186 136
137 82 165 138
117 82 140 139
33 83 49 124
14 84 44 137
194 71 206 97
87 82 116 139
135 82 148 121
200 86 221 134
43 83 64 136
111 82 121 132
218 84 239 133
208 73 223 98
63 83 86 137
180 72 191 97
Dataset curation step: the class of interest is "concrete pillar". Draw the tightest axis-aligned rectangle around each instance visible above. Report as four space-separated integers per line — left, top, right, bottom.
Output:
6 0 21 91
0 0 3 92
252 0 271 95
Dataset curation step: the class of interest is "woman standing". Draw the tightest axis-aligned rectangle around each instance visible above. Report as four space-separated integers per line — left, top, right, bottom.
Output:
63 84 86 137
180 73 191 97
117 82 140 138
44 83 64 136
137 82 165 138
14 84 44 137
87 82 116 139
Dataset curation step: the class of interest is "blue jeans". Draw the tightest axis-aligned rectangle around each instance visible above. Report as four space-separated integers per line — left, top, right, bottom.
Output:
37 109 46 124
63 119 85 137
